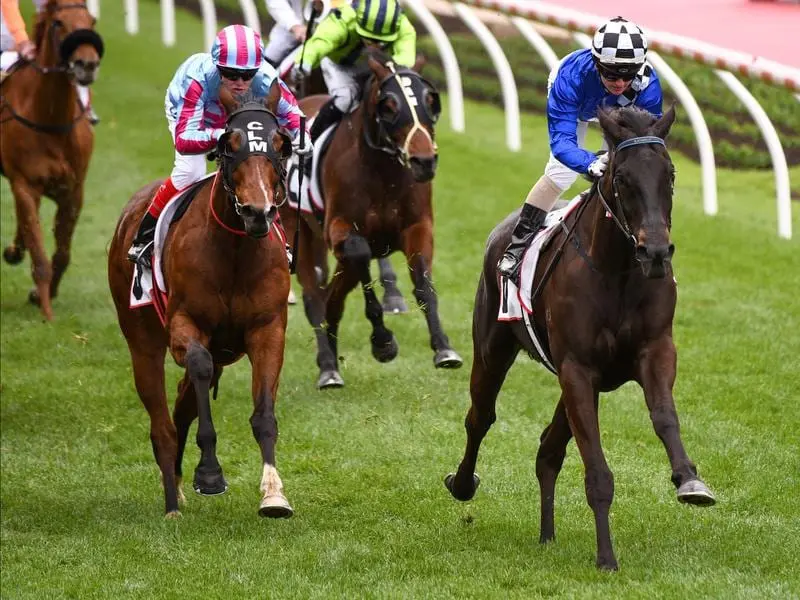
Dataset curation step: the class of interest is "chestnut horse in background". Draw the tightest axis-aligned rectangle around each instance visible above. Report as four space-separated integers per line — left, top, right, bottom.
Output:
108 83 295 518
0 0 103 320
445 106 715 570
280 52 462 390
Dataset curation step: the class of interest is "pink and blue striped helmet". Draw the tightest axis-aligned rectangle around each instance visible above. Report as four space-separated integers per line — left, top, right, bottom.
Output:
211 25 263 71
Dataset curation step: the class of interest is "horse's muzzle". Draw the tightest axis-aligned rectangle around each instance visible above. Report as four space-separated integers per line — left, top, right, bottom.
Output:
241 204 277 238
636 242 675 279
71 59 99 85
409 154 438 183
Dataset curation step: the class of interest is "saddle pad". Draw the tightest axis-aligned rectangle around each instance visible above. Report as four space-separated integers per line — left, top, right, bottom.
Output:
286 122 336 219
129 173 216 312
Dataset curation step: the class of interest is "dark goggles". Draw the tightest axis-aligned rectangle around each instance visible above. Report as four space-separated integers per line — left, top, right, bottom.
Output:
218 66 259 81
596 63 637 82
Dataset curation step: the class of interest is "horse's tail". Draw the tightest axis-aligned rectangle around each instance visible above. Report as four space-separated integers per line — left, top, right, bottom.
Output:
472 209 520 368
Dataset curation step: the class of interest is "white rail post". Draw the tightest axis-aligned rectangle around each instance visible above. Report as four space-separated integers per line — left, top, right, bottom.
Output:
161 0 176 46
198 0 218 51
239 0 261 35
453 2 520 151
510 16 559 71
86 0 99 18
125 0 138 34
403 0 465 132
715 70 792 240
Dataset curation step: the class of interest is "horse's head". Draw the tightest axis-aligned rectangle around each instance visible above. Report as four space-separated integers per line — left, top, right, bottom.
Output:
596 105 677 279
363 52 441 182
36 0 104 85
216 81 292 238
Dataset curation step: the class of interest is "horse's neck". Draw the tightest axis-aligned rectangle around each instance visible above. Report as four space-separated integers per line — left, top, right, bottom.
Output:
352 104 410 187
23 32 77 122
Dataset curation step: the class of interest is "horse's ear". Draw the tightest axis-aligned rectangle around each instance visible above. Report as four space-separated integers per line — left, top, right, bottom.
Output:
412 53 427 74
596 108 627 147
368 52 391 80
651 104 677 140
265 79 282 114
219 85 237 115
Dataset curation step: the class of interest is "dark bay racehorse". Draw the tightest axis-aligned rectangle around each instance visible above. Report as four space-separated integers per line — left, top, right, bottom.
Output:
0 0 102 320
108 83 296 518
280 52 462 389
445 106 715 570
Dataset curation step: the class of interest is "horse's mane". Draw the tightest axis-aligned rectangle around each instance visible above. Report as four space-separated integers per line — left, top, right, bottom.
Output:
230 91 264 112
599 105 658 137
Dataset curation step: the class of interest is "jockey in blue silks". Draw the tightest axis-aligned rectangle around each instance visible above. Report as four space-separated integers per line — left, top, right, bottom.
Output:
497 16 663 279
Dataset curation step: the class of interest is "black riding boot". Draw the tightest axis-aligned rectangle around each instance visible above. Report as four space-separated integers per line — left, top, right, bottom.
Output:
127 212 158 264
310 98 344 142
497 203 548 279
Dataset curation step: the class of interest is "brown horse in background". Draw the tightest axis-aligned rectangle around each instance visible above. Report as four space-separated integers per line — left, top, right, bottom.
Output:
0 0 103 320
280 52 462 389
108 82 295 518
445 106 715 570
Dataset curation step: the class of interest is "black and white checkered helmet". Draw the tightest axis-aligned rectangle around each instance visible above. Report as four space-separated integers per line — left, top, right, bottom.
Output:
591 16 648 68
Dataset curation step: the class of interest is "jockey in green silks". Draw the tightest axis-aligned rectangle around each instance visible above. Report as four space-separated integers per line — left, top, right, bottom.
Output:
290 0 416 143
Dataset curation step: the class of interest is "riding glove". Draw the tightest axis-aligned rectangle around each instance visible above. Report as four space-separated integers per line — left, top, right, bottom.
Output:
587 153 609 179
293 135 314 157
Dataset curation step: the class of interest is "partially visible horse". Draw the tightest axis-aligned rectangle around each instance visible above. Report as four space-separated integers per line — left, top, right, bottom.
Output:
445 106 715 570
0 0 103 320
108 82 296 518
280 52 462 389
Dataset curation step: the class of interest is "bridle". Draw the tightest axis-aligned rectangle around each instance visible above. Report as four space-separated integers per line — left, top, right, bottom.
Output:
362 62 441 168
213 104 291 235
0 2 103 133
596 135 670 249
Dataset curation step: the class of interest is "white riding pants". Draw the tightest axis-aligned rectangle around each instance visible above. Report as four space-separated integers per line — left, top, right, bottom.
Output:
264 25 300 66
166 115 209 190
321 58 360 113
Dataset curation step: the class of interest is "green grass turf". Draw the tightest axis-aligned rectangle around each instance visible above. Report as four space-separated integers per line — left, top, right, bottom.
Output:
1 2 799 598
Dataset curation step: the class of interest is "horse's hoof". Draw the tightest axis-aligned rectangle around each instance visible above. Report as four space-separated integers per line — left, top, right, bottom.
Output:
28 288 41 306
372 334 398 363
434 349 463 369
193 470 228 496
318 370 344 389
259 495 294 518
677 479 716 506
444 472 480 501
287 289 297 305
596 557 619 572
164 510 182 520
382 293 409 315
3 245 24 265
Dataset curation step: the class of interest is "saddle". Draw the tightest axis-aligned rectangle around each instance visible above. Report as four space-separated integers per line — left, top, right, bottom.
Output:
286 122 338 224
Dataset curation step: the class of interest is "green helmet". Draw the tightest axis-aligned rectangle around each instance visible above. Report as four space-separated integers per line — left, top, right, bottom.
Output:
354 0 402 43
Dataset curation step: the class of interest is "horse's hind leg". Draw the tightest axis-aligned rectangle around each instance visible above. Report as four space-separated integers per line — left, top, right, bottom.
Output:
10 180 52 319
172 365 223 505
446 275 517 500
536 398 575 543
48 187 84 300
3 222 26 265
169 314 226 496
402 220 462 369
638 337 715 505
246 320 292 518
378 257 408 315
559 359 617 570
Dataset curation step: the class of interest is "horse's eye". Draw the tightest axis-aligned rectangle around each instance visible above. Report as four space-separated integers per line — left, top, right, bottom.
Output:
424 90 441 123
377 95 400 123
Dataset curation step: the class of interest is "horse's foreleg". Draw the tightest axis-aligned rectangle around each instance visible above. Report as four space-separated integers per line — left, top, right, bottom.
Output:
246 320 293 518
172 365 222 506
49 187 84 300
128 343 180 517
378 256 408 315
10 180 52 319
536 398 575 544
169 314 226 496
559 358 617 570
402 220 462 369
445 297 518 501
638 337 715 505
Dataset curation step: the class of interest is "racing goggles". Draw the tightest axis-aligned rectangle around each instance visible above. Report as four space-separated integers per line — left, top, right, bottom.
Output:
596 63 637 82
218 66 259 81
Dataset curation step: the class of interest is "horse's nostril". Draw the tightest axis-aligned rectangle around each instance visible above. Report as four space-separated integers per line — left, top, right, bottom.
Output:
668 243 676 257
636 244 649 259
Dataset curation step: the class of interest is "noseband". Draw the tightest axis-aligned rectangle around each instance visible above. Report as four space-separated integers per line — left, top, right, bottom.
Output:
362 63 440 168
596 135 667 248
28 3 104 76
